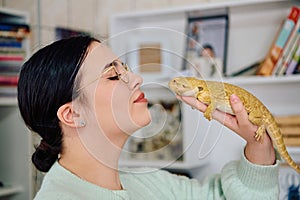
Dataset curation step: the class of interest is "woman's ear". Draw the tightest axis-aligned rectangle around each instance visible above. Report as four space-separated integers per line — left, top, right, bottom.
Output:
57 102 85 128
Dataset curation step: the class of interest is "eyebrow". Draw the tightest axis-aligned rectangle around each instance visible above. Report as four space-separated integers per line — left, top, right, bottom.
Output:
103 62 113 70
102 59 122 72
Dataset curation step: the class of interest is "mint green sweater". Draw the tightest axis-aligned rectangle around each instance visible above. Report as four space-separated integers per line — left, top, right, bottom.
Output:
34 153 279 200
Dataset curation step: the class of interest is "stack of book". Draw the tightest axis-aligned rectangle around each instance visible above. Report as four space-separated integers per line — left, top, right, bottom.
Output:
275 115 300 146
256 6 300 76
0 22 30 97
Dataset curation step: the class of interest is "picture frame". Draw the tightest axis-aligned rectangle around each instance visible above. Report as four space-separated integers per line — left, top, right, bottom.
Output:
125 34 172 82
183 15 229 78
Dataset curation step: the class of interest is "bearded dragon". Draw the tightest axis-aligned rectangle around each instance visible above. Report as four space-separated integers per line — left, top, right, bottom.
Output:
168 76 300 173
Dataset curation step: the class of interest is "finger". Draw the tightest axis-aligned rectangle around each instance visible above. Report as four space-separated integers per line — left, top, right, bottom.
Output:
212 109 238 131
230 94 249 126
230 94 258 139
180 96 207 112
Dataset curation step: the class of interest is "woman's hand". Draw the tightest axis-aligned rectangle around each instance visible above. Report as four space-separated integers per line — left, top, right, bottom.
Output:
177 94 276 166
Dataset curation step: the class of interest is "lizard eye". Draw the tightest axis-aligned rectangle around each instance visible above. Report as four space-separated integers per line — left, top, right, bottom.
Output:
198 86 203 91
182 84 187 88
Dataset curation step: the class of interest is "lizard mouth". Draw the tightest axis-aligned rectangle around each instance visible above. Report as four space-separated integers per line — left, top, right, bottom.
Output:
181 87 198 96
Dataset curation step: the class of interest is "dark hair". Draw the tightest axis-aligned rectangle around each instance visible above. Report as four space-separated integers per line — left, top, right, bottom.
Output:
18 36 99 172
202 44 214 51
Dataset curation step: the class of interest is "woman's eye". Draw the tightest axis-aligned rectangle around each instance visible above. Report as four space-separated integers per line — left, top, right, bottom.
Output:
107 76 119 80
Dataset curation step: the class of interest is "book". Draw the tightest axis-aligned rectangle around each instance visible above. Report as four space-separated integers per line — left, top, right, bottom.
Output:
277 34 300 75
0 37 23 48
256 6 300 76
281 126 300 136
294 62 300 74
0 22 30 32
0 55 24 61
285 41 300 74
274 19 300 75
275 114 300 146
0 86 17 97
0 30 29 39
0 22 30 39
275 115 300 126
0 75 18 86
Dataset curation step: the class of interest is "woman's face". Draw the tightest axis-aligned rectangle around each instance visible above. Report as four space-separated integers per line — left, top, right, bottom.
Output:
78 42 151 139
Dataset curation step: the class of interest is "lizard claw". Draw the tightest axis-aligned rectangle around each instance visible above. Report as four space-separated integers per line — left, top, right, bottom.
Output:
204 112 212 121
254 134 263 144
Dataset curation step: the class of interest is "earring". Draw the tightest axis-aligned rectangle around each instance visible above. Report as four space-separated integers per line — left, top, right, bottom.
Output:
78 119 86 127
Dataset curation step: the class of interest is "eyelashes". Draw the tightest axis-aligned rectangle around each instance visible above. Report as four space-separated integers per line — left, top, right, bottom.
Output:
107 75 120 81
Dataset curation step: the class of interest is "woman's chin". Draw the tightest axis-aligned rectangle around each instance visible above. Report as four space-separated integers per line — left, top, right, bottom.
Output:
135 110 152 129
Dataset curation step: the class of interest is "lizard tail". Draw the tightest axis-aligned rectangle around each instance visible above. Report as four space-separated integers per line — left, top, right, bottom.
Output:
275 138 300 174
268 121 300 173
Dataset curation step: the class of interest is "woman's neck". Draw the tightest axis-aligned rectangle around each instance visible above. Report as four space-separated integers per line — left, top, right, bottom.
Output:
59 135 125 190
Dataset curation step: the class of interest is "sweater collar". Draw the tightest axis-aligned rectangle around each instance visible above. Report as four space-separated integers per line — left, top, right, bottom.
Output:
47 161 129 199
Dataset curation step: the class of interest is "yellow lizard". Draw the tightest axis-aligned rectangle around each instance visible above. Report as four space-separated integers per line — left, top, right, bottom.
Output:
168 76 300 173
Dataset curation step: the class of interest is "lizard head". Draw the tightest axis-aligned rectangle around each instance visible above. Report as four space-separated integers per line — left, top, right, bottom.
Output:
168 77 206 97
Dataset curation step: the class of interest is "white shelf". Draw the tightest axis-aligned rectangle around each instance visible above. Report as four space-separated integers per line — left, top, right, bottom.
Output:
224 74 300 85
0 186 23 197
112 0 290 19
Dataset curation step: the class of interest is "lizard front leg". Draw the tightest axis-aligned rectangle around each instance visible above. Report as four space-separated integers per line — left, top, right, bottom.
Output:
248 109 266 143
204 101 217 121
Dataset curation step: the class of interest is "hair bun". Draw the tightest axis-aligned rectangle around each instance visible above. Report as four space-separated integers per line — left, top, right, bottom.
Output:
32 139 60 172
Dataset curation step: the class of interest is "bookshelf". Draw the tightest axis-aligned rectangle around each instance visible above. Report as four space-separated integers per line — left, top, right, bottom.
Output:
110 0 300 173
0 8 32 200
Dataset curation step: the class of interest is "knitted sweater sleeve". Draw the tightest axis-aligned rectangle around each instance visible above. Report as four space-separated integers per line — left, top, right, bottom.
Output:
156 152 279 200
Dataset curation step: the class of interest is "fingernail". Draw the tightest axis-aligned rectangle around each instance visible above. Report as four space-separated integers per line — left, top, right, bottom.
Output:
230 94 238 103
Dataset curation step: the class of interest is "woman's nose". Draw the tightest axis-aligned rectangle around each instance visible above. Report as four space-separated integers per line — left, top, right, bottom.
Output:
127 71 143 90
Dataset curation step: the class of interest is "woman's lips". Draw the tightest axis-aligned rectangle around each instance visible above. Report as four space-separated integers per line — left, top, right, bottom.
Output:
134 92 148 103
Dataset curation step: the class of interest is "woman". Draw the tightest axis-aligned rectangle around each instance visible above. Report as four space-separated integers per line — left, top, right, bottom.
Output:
18 36 279 199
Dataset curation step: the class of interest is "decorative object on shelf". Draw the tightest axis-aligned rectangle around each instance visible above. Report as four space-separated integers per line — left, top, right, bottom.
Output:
168 76 300 173
256 6 300 76
183 14 228 78
122 99 183 162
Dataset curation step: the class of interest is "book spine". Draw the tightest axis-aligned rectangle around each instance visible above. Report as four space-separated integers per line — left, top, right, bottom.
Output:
0 30 29 39
276 31 300 75
256 6 300 76
274 18 300 75
0 75 19 86
0 55 24 61
0 23 30 32
293 63 300 74
285 42 300 74
0 40 22 48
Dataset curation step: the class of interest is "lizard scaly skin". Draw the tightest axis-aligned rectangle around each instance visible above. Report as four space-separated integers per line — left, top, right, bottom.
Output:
169 76 300 173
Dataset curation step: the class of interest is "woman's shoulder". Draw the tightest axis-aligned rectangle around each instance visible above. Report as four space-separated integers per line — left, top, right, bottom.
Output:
34 191 80 200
